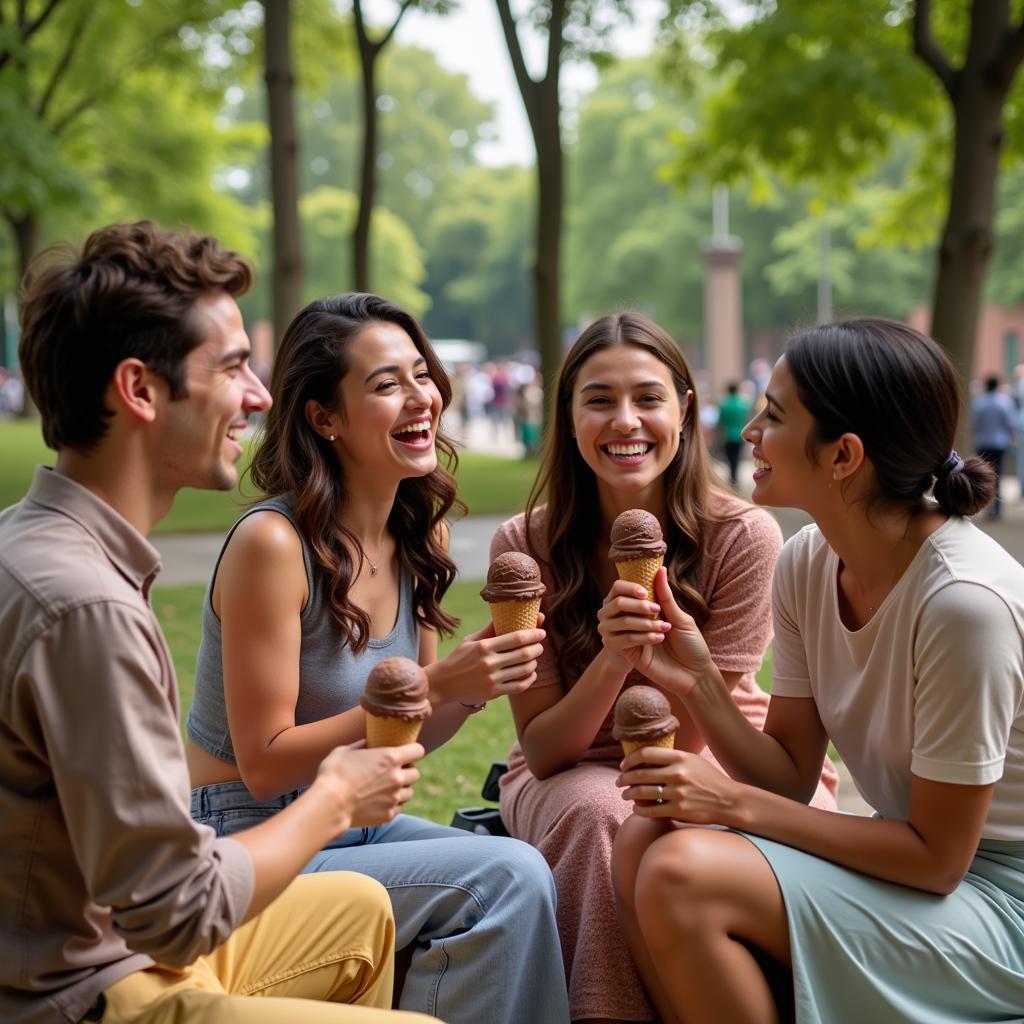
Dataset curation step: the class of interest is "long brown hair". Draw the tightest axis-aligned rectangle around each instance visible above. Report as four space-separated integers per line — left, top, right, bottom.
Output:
249 293 463 651
525 311 735 682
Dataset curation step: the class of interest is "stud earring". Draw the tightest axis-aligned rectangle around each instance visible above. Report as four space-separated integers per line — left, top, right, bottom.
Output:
328 434 335 442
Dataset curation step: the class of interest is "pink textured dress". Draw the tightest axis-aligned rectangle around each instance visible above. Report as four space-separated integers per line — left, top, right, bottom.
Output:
492 497 839 1022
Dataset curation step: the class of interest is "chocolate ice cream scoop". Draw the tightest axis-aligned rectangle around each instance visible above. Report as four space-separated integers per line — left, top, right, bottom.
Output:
612 685 679 744
360 657 432 722
480 551 547 603
609 509 667 562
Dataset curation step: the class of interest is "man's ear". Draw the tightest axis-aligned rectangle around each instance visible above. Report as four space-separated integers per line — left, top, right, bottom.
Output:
109 358 161 424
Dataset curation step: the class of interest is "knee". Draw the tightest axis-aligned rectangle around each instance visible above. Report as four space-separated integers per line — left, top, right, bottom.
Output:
478 836 557 909
611 813 665 915
634 830 725 944
318 870 392 923
293 871 395 953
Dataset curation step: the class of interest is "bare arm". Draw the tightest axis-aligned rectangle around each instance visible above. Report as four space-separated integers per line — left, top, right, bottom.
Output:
417 520 544 747
735 772 993 894
218 512 366 800
511 624 748 780
688 667 830 801
621 747 993 895
510 648 628 779
417 623 475 750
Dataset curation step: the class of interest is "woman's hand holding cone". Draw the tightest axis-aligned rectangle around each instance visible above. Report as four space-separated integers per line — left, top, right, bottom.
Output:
597 578 671 671
616 744 743 826
426 615 545 706
598 568 713 697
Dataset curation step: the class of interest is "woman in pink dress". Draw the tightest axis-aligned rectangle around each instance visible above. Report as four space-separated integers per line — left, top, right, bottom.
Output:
491 312 838 1023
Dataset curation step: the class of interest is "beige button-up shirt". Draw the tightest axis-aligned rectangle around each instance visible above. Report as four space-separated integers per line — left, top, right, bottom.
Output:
0 468 254 1024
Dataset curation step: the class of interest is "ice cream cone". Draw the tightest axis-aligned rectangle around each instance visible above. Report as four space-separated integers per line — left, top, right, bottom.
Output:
489 596 542 636
620 733 676 758
615 555 664 600
365 713 424 748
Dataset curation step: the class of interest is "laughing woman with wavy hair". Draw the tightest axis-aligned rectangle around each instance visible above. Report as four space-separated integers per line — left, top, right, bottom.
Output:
184 293 569 1024
490 311 838 1023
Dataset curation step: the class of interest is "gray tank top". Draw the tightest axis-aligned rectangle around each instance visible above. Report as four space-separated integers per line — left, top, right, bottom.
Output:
187 495 420 764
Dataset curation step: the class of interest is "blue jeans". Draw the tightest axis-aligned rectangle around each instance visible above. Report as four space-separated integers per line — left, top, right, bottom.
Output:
191 781 569 1024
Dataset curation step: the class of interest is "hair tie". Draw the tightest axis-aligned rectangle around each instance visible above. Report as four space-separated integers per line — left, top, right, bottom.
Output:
938 450 964 476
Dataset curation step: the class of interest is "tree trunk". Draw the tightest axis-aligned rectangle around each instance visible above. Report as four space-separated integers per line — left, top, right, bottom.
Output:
533 94 563 396
354 42 377 293
264 0 303 347
930 95 1002 376
10 212 40 279
494 0 566 406
909 1 1024 449
10 212 40 417
923 3 1016 447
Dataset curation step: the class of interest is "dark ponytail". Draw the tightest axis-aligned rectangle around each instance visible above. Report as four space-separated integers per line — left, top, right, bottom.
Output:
932 451 995 517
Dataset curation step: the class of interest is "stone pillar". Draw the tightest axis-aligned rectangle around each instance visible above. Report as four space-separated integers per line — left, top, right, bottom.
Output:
701 185 744 400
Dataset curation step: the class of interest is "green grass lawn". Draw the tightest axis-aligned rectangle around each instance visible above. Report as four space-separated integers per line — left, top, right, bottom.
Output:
0 420 537 530
154 577 775 825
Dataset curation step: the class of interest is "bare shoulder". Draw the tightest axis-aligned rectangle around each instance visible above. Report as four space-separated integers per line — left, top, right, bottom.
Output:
224 509 304 566
216 510 307 609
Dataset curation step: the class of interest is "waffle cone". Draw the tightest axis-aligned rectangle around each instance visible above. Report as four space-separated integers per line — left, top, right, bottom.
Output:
365 713 424 748
488 596 542 636
615 556 664 600
620 733 676 758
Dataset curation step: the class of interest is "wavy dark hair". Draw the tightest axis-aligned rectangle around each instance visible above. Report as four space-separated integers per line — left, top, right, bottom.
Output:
524 311 737 683
249 293 463 652
786 318 995 518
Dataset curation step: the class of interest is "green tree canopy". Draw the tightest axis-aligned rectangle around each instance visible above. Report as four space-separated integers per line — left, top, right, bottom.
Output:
0 0 255 283
421 164 533 352
661 0 1024 401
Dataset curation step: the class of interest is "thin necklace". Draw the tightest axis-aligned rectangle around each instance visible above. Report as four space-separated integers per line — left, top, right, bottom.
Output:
362 535 385 576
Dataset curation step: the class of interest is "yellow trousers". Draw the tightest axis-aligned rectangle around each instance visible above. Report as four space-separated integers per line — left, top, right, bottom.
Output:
100 872 436 1022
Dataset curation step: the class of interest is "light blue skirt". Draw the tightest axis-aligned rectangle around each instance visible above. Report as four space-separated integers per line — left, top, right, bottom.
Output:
741 834 1024 1023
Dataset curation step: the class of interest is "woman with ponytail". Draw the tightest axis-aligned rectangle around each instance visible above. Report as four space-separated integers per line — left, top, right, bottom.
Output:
489 311 837 1022
184 294 569 1024
610 318 1024 1023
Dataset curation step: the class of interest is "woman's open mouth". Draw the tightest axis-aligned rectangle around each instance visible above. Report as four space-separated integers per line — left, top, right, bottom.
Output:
391 419 433 450
602 441 653 465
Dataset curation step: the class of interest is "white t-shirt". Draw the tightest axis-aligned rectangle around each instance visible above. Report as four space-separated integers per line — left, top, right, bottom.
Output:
772 518 1024 840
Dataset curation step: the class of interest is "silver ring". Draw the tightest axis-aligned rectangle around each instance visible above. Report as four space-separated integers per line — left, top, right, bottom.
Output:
656 784 665 805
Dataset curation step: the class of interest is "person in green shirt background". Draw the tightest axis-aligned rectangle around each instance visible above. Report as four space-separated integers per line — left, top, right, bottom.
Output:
717 382 752 487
